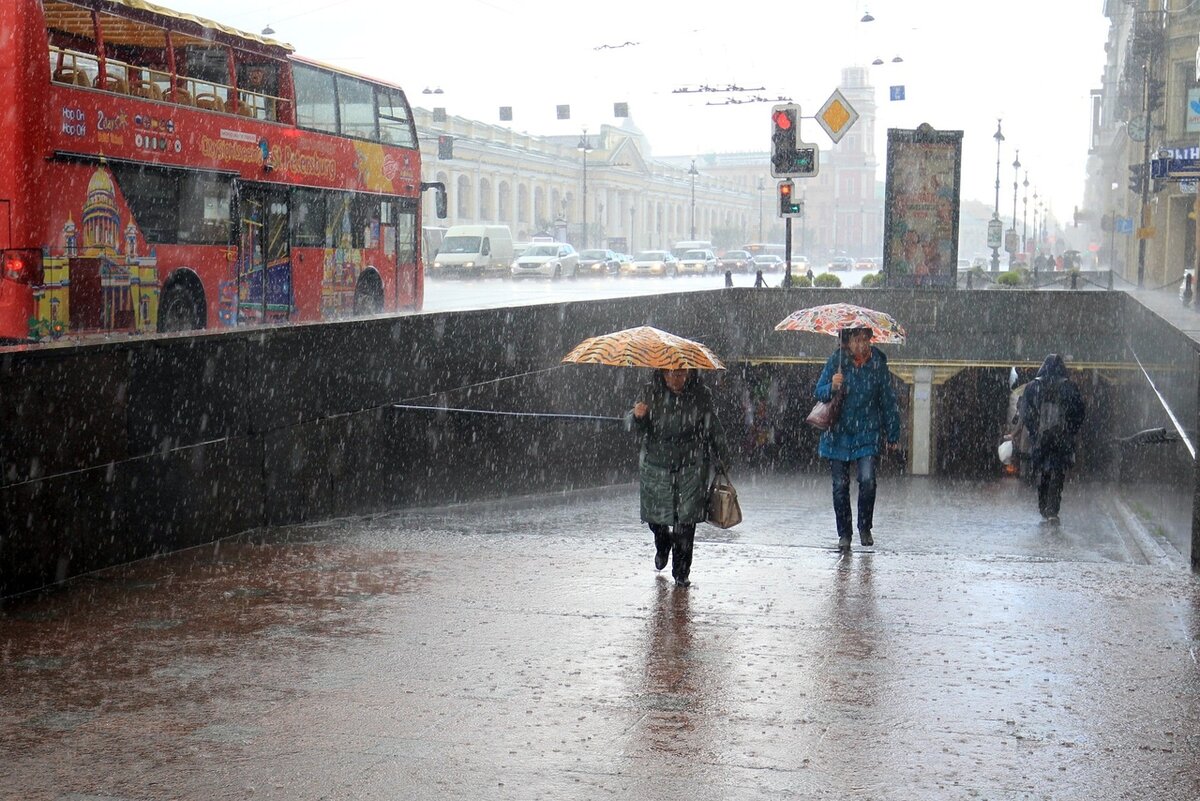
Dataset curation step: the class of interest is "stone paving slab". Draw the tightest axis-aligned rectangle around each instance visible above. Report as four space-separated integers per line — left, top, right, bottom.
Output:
2 475 1199 800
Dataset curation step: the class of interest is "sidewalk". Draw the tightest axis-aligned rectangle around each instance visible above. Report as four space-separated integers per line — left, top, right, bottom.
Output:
2 475 1199 800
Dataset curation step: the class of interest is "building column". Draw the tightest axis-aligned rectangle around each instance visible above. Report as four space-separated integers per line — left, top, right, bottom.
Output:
910 365 934 476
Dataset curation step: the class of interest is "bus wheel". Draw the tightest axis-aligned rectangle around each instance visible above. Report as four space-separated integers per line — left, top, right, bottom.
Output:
354 273 384 315
158 283 204 332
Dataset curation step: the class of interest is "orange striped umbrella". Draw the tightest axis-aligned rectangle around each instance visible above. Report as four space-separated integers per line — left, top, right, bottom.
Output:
562 326 725 370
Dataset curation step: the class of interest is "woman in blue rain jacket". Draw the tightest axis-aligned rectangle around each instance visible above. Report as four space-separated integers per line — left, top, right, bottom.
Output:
814 328 902 551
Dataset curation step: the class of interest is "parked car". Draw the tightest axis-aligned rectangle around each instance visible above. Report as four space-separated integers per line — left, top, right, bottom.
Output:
677 249 718 275
854 256 879 271
751 254 785 272
510 242 579 279
623 250 679 277
577 248 621 276
829 256 854 271
718 249 754 273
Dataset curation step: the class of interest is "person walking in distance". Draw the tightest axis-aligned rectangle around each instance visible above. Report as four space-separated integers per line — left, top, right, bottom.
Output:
628 368 730 587
1020 354 1086 524
814 328 902 552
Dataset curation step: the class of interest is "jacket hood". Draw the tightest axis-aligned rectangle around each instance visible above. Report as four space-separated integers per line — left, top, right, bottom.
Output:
1035 353 1068 381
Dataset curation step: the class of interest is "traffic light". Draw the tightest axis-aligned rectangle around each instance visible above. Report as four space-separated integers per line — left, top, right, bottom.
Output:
1129 162 1146 194
438 134 454 160
778 179 803 216
770 105 818 177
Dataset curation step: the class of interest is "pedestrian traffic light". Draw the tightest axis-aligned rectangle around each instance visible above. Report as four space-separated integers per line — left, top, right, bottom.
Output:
770 104 818 177
438 134 454 160
778 179 803 217
1128 162 1145 194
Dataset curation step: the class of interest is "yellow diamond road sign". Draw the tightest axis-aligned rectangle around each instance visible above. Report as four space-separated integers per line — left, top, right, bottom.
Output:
816 89 859 144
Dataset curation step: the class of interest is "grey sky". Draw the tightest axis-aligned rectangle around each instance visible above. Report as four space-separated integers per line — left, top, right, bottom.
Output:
171 0 1110 219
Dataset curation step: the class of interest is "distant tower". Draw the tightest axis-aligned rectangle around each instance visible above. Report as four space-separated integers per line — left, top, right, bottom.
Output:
835 66 880 256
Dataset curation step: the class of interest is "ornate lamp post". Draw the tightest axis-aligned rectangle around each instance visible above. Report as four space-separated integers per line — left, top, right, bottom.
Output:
1032 189 1039 256
1021 172 1029 256
1010 150 1021 266
991 119 1004 271
577 129 592 249
688 160 699 240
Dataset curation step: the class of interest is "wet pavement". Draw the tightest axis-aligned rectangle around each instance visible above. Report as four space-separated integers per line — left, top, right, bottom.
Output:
3 474 1200 800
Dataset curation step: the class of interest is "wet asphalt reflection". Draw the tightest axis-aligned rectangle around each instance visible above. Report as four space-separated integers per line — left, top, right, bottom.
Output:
3 475 1200 800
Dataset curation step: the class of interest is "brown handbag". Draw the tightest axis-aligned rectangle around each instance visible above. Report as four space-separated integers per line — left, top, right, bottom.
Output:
805 388 844 431
706 468 742 529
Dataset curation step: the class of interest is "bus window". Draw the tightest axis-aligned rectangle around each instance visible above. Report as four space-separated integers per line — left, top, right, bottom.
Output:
293 62 338 134
178 173 232 245
108 163 178 244
337 75 377 141
377 87 415 148
291 188 328 248
393 202 417 265
352 194 381 248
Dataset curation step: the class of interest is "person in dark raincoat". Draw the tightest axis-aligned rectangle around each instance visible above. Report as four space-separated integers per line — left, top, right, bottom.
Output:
1020 354 1086 523
814 328 902 551
628 368 730 587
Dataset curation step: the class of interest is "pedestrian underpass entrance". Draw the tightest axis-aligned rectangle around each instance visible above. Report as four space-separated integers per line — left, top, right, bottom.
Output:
3 286 1199 595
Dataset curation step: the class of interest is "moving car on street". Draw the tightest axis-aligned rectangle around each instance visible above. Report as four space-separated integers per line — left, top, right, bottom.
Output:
717 250 754 273
510 242 579 280
829 256 855 271
677 249 718 276
577 249 621 276
622 250 679 277
751 254 785 272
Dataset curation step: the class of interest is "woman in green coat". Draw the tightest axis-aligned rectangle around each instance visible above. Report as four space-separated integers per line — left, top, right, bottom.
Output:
627 368 730 587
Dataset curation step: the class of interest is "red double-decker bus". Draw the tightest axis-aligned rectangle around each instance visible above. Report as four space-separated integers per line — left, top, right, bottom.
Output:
0 0 441 342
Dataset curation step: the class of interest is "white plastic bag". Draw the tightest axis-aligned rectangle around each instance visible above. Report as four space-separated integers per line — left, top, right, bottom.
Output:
997 439 1014 465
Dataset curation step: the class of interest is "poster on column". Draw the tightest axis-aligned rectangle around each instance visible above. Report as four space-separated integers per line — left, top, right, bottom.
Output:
882 124 963 289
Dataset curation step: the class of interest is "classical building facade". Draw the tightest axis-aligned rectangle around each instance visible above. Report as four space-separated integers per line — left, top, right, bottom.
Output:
415 67 885 261
1086 0 1200 287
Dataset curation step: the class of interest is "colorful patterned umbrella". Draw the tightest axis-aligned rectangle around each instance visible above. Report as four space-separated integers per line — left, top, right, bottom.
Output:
775 302 906 344
562 326 725 370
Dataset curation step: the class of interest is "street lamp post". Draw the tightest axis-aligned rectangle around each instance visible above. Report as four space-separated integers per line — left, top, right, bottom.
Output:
991 119 1004 271
1010 150 1021 267
688 160 699 241
1032 189 1039 256
577 129 592 249
1021 172 1029 256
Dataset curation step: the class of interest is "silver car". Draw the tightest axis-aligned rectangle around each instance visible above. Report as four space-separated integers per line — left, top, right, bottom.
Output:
677 249 718 275
511 243 579 279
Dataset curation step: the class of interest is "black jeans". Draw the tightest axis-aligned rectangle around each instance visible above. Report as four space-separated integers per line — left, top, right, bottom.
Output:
1038 467 1066 517
650 523 696 581
829 455 877 539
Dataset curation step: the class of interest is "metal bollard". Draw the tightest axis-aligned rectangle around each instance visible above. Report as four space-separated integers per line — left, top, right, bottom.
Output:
966 272 973 289
725 269 733 288
1070 272 1078 290
1107 270 1114 290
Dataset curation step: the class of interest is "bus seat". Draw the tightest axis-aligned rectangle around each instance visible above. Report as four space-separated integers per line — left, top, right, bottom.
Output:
129 79 162 100
194 92 222 110
95 74 128 94
53 66 80 85
170 87 194 106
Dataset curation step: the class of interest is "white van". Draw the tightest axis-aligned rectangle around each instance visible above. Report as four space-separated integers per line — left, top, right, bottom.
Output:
670 239 715 260
430 225 514 278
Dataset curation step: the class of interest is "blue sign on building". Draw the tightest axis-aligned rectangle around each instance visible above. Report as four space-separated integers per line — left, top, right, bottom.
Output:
1115 216 1135 235
889 85 905 101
